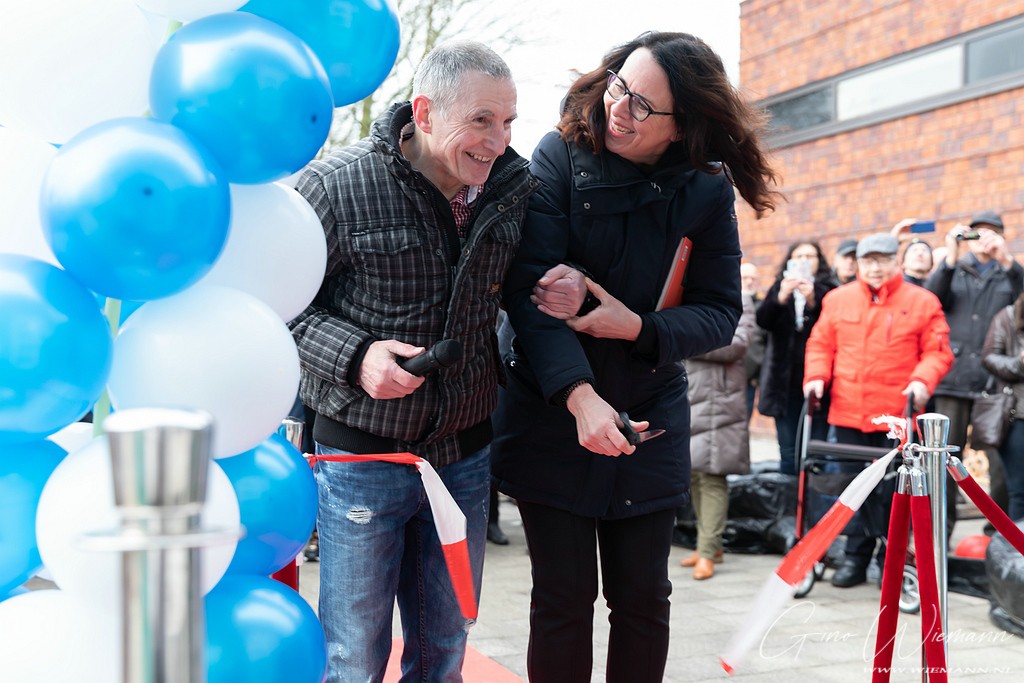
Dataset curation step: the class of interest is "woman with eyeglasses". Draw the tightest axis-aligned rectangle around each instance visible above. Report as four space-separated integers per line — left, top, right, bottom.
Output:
490 32 778 682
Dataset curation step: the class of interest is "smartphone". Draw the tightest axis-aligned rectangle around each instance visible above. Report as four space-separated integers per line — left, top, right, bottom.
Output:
910 221 936 233
785 259 812 280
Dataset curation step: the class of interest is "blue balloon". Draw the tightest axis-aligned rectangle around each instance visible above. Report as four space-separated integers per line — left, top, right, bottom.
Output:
206 575 326 683
0 441 66 594
40 117 231 301
241 0 401 107
150 12 334 184
219 434 317 576
0 256 112 444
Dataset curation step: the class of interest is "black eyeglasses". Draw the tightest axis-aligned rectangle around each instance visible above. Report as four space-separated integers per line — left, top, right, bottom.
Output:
606 70 674 122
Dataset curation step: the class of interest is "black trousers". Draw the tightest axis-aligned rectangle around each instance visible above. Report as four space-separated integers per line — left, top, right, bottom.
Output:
833 427 895 566
517 500 676 683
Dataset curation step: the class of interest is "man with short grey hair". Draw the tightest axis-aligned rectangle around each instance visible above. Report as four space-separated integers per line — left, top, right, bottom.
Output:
289 41 542 681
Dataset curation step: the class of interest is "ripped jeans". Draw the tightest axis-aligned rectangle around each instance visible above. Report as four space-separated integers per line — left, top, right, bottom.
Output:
313 442 490 683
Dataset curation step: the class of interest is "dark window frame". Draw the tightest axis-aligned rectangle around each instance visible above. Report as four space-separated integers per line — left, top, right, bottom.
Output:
760 14 1024 149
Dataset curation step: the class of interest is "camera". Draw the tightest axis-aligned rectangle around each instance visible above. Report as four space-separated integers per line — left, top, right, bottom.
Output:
956 230 980 241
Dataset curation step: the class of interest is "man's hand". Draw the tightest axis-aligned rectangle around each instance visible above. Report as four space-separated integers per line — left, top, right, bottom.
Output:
566 278 642 340
531 264 587 320
943 224 969 266
902 380 930 411
357 340 427 399
565 383 643 456
980 230 1014 270
803 379 824 399
889 218 919 242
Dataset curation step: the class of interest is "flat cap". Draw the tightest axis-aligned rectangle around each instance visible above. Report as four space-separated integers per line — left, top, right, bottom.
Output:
855 233 899 258
969 210 1004 230
836 238 858 257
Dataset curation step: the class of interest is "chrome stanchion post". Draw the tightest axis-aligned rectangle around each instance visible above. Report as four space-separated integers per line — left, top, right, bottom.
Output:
278 416 305 451
105 407 214 683
916 413 951 654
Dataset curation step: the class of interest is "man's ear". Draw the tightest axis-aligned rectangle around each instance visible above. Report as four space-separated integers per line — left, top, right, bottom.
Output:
411 94 432 133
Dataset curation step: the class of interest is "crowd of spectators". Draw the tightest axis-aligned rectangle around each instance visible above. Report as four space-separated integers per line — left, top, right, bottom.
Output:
737 210 1021 587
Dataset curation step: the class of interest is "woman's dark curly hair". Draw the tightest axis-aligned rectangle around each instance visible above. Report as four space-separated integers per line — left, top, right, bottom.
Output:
557 31 781 217
772 241 834 283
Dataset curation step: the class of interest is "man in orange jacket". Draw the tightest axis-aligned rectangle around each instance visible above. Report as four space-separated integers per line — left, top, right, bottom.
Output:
804 233 954 587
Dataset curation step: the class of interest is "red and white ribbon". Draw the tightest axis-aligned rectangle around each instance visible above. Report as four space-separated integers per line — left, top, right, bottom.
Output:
308 452 477 620
720 414 907 674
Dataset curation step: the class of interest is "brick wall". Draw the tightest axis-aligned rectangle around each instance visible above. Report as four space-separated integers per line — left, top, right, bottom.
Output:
740 0 1024 98
736 1 1024 286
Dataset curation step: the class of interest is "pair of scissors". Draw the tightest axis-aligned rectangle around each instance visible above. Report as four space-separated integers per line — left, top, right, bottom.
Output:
618 411 666 447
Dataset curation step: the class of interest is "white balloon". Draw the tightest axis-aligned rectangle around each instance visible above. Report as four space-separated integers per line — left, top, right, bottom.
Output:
107 285 300 458
0 126 59 264
0 0 158 143
35 436 240 611
46 421 95 453
135 0 247 22
0 590 119 683
196 183 327 322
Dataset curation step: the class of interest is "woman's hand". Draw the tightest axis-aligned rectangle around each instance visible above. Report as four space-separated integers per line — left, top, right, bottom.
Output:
566 278 642 340
777 276 800 304
565 383 646 456
795 279 815 307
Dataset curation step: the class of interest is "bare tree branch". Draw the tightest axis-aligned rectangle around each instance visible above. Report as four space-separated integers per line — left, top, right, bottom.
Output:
317 0 525 157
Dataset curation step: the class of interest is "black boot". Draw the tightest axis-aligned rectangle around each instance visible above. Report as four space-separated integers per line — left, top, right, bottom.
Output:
831 560 867 588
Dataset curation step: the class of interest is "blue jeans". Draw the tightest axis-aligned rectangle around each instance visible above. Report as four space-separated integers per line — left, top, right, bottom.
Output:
998 420 1024 521
314 443 491 683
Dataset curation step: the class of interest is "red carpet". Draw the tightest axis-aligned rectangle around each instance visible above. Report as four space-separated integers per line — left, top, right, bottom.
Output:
384 639 525 682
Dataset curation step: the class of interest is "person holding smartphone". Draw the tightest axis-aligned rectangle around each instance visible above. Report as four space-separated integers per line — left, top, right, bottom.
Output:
756 241 839 476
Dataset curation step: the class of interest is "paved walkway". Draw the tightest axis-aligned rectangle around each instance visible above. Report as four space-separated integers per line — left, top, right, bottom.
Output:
299 437 1024 682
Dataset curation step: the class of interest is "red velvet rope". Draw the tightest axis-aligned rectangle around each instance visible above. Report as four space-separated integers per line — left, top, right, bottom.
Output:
910 495 948 683
872 491 911 683
956 476 1024 556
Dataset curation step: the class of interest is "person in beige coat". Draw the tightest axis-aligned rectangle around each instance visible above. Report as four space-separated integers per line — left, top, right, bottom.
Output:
680 294 756 579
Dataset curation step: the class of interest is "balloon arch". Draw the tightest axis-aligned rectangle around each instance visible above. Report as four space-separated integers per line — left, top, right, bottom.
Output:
0 2 401 681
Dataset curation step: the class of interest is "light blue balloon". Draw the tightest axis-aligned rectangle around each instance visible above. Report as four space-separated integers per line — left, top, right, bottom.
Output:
0 440 66 595
219 434 317 576
40 117 231 301
206 575 327 683
0 256 112 444
241 0 401 107
150 12 334 184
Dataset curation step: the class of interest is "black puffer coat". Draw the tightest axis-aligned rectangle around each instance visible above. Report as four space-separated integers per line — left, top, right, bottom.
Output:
755 275 838 417
927 256 1024 398
491 132 742 520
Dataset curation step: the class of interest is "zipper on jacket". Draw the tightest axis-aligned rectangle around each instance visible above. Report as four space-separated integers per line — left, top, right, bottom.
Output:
886 313 893 345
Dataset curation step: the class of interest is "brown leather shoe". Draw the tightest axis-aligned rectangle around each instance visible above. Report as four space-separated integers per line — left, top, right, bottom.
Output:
693 557 716 580
679 550 723 567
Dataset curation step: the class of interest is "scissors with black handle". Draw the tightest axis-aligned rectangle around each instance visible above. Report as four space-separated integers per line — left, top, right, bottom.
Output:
618 411 666 447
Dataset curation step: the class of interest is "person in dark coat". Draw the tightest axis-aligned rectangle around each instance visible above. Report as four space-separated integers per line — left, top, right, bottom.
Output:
927 211 1022 529
756 241 838 475
490 32 780 683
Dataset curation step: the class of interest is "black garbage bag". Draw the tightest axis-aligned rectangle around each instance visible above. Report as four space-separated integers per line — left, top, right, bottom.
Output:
727 472 798 520
985 522 1024 636
673 470 799 555
947 556 990 600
